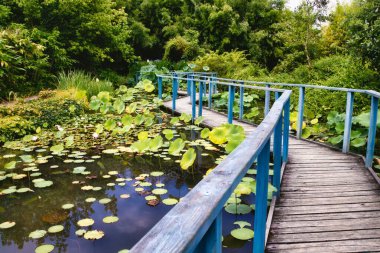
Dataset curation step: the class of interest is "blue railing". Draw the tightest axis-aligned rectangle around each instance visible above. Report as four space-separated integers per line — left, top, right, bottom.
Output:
130 73 291 253
182 74 380 168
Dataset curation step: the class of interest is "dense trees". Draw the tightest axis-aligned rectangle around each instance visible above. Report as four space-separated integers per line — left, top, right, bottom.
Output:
0 0 379 98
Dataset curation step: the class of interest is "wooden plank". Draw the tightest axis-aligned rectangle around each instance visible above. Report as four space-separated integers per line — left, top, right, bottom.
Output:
272 210 380 222
280 184 380 193
277 195 380 206
280 189 380 199
274 202 380 215
267 239 380 252
268 229 380 244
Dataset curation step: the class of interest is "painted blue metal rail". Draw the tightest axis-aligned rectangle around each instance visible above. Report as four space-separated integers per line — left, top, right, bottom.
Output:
130 74 291 253
188 74 380 168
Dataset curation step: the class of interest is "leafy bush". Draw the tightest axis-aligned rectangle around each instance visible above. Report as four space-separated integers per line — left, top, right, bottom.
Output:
57 71 114 99
0 26 53 99
0 116 35 143
164 36 200 62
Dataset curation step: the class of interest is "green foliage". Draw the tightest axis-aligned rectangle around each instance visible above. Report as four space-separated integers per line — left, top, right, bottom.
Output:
164 36 200 62
0 116 34 143
57 71 114 99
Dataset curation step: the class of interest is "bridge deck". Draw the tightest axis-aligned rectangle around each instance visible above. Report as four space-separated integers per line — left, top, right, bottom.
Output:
164 95 380 252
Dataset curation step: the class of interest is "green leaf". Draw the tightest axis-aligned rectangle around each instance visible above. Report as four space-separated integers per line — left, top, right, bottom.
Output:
194 116 204 125
168 138 185 156
89 98 101 111
209 127 228 145
50 144 64 154
4 161 16 170
121 115 133 126
180 148 197 170
351 137 367 147
138 131 149 140
104 119 116 131
200 128 210 138
231 227 254 240
143 80 155 92
180 113 192 123
149 135 163 152
329 135 343 145
113 98 125 114
225 204 252 214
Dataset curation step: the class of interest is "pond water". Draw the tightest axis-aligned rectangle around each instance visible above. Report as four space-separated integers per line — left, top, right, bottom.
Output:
0 124 263 253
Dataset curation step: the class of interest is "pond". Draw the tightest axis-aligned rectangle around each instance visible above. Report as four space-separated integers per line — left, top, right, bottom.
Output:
0 81 273 253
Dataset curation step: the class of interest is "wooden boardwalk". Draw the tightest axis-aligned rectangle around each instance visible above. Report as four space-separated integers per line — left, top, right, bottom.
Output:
164 95 380 252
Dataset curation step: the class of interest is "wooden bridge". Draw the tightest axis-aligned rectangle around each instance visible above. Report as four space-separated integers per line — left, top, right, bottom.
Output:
130 73 380 252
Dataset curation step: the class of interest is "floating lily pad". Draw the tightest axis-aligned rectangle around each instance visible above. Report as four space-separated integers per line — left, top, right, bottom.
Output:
120 194 130 199
2 188 16 194
81 185 94 191
225 204 252 215
62 204 74 209
162 198 178 205
92 187 102 191
75 229 86 236
118 250 129 253
108 171 118 175
156 183 165 188
4 161 16 170
99 198 111 204
135 187 144 192
102 216 119 224
29 230 47 239
231 227 254 240
48 225 64 233
150 171 164 177
85 197 96 203
145 195 157 201
34 180 53 188
73 166 86 174
35 244 54 253
107 183 116 187
77 218 94 227
152 188 168 195
0 221 16 229
139 182 152 187
17 188 32 193
84 230 104 240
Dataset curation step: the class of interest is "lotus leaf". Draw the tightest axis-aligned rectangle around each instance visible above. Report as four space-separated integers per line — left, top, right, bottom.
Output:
48 225 64 233
180 148 197 170
77 218 94 227
225 204 252 214
29 230 47 239
152 188 168 195
62 204 74 209
231 227 254 240
162 198 178 205
102 216 119 224
168 138 185 156
84 230 104 240
99 198 112 204
0 221 15 229
35 244 54 253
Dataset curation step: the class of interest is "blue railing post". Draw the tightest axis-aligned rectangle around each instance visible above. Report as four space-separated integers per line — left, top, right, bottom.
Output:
191 80 197 122
273 93 283 194
199 78 204 117
187 75 191 95
172 74 178 111
212 74 217 93
158 76 163 99
297 86 305 139
253 140 270 253
228 85 235 124
265 84 270 115
283 99 290 163
193 211 222 253
343 92 354 153
365 96 379 167
239 83 244 120
208 78 212 109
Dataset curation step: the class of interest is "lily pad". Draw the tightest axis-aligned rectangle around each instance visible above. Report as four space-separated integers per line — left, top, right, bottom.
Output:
162 198 178 205
35 244 54 253
225 204 252 215
120 194 130 199
231 227 254 240
102 216 119 224
77 218 94 227
150 171 164 177
99 198 112 204
62 203 74 209
84 230 104 240
152 188 168 195
75 229 86 236
85 197 96 203
29 230 47 239
34 180 53 188
0 221 16 229
48 225 64 233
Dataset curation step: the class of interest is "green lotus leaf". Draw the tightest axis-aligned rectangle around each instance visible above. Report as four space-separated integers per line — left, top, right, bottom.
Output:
84 230 104 240
225 204 252 214
194 116 204 125
0 221 16 229
131 139 150 153
34 180 53 188
89 98 101 111
19 155 34 163
50 144 64 154
62 203 74 209
75 229 86 236
152 188 168 195
231 227 254 240
126 102 138 114
149 135 163 152
134 114 144 125
225 139 243 154
180 113 192 123
162 198 178 205
48 225 64 233
234 221 251 228
98 91 110 103
150 171 164 177
209 127 228 145
200 128 210 138
35 244 54 253
113 98 125 114
104 119 116 131
142 80 155 92
99 198 112 204
29 230 47 239
351 137 366 147
102 216 119 224
121 115 134 126
138 131 149 140
4 161 16 170
180 148 197 170
170 117 180 125
77 218 94 227
168 138 185 156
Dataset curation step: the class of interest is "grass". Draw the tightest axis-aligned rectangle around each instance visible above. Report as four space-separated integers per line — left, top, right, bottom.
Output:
57 71 114 99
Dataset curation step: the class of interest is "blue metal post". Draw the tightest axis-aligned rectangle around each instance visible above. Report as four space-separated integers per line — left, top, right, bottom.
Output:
208 79 212 109
265 84 270 115
253 140 270 253
191 80 196 121
172 74 178 111
158 76 162 99
228 85 235 124
273 93 283 194
343 92 354 153
365 96 379 168
297 86 305 139
239 83 244 120
283 99 290 163
199 79 203 117
193 211 222 253
187 75 191 95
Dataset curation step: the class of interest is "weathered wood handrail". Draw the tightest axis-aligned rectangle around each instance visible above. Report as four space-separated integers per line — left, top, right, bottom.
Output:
186 74 379 168
130 74 291 253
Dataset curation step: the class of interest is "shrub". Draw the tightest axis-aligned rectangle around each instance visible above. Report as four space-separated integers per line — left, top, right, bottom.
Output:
164 36 200 62
57 71 114 99
0 116 35 143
